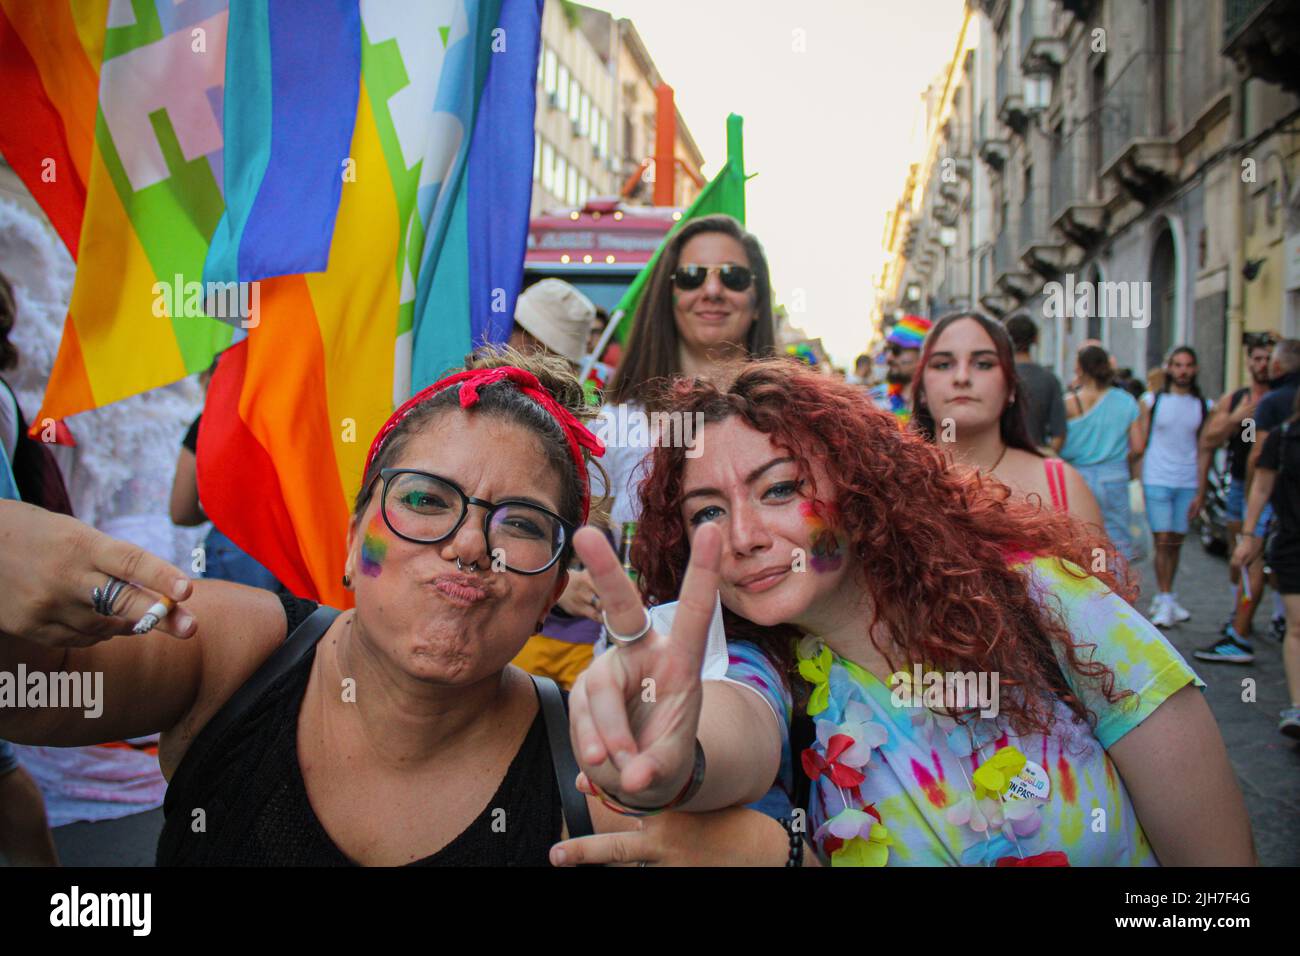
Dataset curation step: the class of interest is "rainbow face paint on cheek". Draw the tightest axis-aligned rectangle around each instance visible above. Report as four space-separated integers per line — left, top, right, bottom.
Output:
799 500 844 573
360 513 389 578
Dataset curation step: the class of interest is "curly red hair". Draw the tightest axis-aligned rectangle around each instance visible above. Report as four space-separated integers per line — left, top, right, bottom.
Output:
632 359 1137 738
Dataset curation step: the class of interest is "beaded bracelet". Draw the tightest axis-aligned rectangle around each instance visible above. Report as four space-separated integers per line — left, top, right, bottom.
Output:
777 814 805 867
587 740 706 818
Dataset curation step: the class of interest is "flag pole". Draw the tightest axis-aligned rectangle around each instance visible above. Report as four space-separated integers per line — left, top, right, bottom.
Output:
580 307 625 383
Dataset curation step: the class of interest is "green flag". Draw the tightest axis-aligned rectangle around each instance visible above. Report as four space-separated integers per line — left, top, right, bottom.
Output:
612 113 749 344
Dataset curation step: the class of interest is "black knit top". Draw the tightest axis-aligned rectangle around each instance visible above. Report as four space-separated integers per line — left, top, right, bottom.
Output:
155 596 562 866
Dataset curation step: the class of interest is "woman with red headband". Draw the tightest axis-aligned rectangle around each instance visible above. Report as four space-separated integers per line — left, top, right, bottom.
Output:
551 359 1254 867
0 349 768 865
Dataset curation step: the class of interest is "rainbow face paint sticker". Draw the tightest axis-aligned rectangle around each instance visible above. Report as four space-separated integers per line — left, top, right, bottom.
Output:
360 512 388 578
800 500 844 573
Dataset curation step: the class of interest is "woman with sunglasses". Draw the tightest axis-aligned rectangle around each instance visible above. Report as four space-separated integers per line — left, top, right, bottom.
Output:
550 359 1253 867
598 214 776 529
551 215 775 654
912 312 1104 531
0 349 773 865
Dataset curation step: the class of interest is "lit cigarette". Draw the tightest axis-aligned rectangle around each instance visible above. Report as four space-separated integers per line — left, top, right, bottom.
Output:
132 596 175 634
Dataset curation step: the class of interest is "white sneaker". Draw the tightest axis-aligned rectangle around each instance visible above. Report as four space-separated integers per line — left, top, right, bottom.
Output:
1151 596 1176 628
1169 595 1191 623
1148 594 1163 616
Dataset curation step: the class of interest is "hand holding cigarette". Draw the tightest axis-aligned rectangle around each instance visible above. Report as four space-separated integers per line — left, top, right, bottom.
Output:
133 596 177 634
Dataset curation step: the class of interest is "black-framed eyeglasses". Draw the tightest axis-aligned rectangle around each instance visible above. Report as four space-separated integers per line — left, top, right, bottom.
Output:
670 263 755 292
375 468 574 575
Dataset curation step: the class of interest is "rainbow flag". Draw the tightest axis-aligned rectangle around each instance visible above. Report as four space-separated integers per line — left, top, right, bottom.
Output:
1 0 236 423
1 1 541 606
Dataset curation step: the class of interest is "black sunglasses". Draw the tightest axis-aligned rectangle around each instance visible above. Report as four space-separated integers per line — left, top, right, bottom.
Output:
374 468 574 575
670 263 755 292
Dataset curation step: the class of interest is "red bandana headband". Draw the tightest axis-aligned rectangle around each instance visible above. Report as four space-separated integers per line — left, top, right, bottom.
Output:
364 367 606 522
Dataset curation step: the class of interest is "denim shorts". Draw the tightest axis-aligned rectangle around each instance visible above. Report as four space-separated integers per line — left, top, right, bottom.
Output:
1144 484 1198 535
1075 461 1133 560
1225 478 1274 535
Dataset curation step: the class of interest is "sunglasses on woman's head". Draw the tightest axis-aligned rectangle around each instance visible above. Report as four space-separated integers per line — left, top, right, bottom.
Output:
670 263 755 292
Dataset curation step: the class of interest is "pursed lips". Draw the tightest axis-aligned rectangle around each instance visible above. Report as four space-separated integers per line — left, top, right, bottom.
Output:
430 572 490 605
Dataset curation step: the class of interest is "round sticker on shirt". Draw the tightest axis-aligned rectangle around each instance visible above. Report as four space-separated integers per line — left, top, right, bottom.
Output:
1005 760 1051 801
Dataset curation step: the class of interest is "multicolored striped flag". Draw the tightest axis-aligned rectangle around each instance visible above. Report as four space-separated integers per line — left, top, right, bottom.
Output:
1 0 542 606
1 0 236 423
201 0 541 605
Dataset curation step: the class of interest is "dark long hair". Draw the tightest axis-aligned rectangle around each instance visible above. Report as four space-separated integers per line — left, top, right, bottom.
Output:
0 274 18 372
1162 345 1203 403
605 215 775 409
1077 345 1115 387
910 311 1040 455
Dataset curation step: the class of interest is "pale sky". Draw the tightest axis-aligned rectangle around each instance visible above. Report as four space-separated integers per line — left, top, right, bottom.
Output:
598 0 968 367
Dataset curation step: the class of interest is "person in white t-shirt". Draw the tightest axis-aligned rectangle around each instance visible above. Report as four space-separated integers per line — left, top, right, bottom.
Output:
1136 346 1213 628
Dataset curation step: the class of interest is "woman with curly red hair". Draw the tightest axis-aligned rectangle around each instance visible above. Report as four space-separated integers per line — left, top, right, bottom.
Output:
553 358 1254 867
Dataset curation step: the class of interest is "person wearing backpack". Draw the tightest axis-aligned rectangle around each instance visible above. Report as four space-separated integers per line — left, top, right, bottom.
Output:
1136 346 1213 628
1231 385 1300 739
1196 335 1278 662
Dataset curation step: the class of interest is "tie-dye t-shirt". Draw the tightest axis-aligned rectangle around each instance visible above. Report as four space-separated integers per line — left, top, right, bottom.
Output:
722 555 1204 867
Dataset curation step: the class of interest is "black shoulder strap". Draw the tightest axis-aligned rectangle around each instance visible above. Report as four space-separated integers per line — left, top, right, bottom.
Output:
1143 392 1161 451
530 674 594 840
166 605 340 812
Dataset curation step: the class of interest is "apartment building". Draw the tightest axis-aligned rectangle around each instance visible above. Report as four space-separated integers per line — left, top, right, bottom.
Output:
531 2 705 217
879 0 1300 395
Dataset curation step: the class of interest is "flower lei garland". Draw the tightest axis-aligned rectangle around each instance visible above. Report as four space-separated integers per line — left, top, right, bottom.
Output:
794 638 1069 867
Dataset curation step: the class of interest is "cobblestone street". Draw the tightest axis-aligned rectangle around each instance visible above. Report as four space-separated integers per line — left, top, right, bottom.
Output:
1130 538 1300 865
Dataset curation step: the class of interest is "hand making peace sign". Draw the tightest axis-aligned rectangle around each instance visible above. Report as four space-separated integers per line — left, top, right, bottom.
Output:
567 522 722 810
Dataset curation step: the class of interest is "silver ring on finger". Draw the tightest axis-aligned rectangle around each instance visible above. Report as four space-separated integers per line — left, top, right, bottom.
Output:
602 607 652 646
91 576 130 617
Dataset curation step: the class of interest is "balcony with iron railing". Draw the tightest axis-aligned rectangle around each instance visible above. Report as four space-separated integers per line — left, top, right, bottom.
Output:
1099 51 1180 200
1018 187 1042 255
1019 0 1066 74
1049 131 1075 224
993 221 1013 278
1222 0 1300 93
996 47 1029 134
1060 0 1098 23
977 102 1010 171
992 205 1039 300
1226 0 1272 38
1019 182 1065 275
1049 116 1108 246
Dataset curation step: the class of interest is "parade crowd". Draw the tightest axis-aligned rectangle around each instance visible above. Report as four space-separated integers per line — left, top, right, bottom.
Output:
0 212 1292 867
